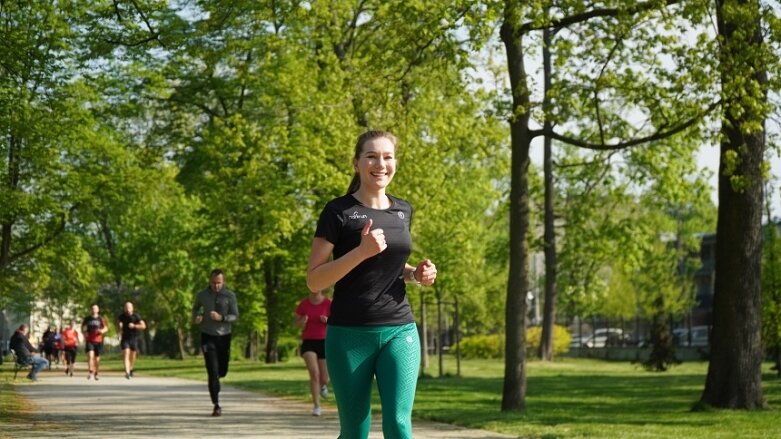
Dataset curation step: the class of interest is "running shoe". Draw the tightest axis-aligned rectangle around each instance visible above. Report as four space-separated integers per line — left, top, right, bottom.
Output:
312 405 321 417
320 384 329 399
87 372 94 380
212 405 222 417
125 372 131 380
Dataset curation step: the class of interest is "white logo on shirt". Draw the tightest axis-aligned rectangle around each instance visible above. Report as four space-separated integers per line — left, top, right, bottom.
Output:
397 212 405 219
349 211 368 220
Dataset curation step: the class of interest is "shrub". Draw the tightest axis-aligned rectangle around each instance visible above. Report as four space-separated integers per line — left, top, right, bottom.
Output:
152 327 181 358
456 334 503 359
525 325 572 356
455 326 572 359
277 336 300 362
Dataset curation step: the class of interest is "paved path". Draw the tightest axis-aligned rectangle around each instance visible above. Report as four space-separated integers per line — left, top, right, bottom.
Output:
5 367 515 439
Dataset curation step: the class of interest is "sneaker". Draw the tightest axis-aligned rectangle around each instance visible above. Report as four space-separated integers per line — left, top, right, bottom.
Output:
87 373 94 380
312 406 321 417
320 385 329 399
212 405 222 417
69 368 73 377
27 375 38 382
94 374 99 381
125 372 131 380
130 369 135 377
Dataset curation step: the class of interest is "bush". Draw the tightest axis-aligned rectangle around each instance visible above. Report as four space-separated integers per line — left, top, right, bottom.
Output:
455 326 572 359
152 327 181 358
525 325 572 356
277 336 300 362
456 334 503 359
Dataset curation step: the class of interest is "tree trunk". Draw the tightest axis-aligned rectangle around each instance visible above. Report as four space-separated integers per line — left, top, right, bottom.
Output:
700 0 766 409
500 4 532 411
175 315 187 360
643 297 676 371
1 135 19 272
539 25 557 362
264 262 280 364
247 330 259 361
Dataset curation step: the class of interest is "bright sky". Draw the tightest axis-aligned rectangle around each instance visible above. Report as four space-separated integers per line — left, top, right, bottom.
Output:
697 144 781 218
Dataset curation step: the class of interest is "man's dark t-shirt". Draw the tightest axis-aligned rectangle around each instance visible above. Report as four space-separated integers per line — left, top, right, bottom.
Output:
118 312 142 341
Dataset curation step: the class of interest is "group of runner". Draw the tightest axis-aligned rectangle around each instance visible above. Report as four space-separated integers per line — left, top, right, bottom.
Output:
33 302 146 381
80 302 147 380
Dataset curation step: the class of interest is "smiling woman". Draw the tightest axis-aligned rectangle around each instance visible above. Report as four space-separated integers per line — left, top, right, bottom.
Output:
306 130 438 439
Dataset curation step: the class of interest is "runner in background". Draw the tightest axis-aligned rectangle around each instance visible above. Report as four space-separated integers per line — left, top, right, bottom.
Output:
192 269 239 417
117 301 147 379
41 326 56 369
53 327 64 367
61 320 80 377
294 289 332 416
81 304 108 381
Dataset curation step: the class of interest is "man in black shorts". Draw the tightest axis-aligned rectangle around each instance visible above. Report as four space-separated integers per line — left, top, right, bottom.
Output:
192 269 239 417
82 303 108 381
118 301 146 379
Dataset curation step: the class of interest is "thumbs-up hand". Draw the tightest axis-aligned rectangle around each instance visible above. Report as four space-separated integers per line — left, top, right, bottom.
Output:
359 218 387 258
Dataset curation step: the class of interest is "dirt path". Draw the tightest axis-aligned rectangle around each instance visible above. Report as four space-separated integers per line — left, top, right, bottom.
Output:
5 367 515 439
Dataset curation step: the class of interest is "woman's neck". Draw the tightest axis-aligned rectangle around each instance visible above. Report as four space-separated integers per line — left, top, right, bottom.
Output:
353 188 390 209
309 293 324 304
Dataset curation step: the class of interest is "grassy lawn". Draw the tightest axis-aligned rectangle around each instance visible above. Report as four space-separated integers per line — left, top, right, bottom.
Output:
3 353 780 438
0 382 29 421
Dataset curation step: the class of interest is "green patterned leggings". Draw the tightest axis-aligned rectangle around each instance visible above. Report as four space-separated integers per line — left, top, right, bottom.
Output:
325 323 421 439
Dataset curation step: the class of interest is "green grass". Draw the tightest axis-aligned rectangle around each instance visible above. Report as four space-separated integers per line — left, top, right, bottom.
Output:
414 358 781 438
0 382 27 421
3 354 780 438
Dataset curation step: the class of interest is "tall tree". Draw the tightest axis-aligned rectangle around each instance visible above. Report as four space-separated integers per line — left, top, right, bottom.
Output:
0 2 123 310
539 24 557 361
700 0 769 409
497 0 716 409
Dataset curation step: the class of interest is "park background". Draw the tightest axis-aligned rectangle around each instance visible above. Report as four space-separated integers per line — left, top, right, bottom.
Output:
2 0 781 435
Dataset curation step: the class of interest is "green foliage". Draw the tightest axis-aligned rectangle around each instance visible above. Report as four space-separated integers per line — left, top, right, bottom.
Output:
456 334 504 359
151 327 183 358
525 325 571 356
762 216 781 357
276 336 300 363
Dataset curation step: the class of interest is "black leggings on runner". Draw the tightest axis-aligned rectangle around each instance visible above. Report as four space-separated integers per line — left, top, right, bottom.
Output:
201 333 231 406
63 347 76 365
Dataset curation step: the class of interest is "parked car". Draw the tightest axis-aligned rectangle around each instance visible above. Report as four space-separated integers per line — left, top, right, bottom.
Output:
673 325 710 347
569 335 587 349
584 328 632 348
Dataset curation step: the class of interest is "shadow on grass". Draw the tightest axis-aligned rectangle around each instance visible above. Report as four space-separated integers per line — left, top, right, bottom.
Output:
413 371 781 431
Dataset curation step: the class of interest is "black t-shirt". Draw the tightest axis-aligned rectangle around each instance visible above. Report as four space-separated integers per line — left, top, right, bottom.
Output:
118 312 142 340
315 193 415 326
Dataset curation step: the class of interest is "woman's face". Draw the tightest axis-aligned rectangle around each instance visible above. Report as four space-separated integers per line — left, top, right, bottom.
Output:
354 136 396 191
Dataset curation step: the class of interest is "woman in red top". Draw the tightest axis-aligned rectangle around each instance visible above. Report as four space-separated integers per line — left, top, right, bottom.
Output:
294 290 332 416
61 320 80 377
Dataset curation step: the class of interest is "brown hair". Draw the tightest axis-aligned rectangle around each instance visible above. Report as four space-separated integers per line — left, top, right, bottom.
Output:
346 130 398 195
